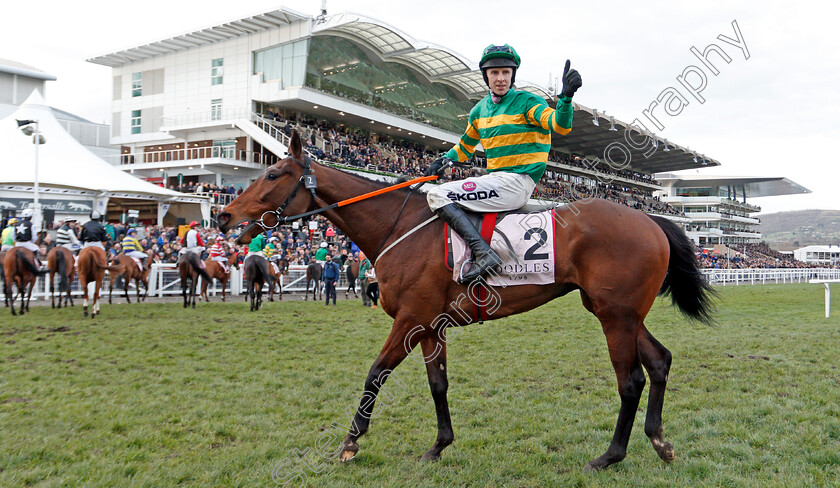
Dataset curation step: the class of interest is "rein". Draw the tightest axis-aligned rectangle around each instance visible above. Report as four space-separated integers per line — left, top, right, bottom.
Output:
251 160 438 233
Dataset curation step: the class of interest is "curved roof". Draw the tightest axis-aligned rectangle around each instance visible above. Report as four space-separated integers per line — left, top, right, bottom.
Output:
315 12 495 100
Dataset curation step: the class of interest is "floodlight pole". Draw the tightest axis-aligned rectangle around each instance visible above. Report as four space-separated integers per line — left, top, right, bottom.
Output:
33 120 40 229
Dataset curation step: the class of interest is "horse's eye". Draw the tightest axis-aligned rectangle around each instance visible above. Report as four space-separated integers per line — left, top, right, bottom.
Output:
266 173 278 181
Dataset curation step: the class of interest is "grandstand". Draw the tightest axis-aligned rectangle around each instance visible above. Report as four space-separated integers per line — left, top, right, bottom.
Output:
86 6 802 231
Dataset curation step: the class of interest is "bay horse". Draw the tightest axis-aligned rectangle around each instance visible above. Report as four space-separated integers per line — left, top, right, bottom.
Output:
178 251 211 308
4 247 44 316
344 256 359 299
305 261 322 301
268 257 289 302
243 254 273 311
47 246 76 308
217 131 715 470
0 250 7 308
200 258 232 302
75 246 119 318
108 254 151 304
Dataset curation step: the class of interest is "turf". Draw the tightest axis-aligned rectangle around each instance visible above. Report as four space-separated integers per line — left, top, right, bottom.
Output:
1 284 838 487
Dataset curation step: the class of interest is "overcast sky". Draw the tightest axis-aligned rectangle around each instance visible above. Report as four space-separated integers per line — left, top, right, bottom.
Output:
2 0 837 214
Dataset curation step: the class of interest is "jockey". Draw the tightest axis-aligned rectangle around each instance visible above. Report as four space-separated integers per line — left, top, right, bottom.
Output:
265 236 283 274
13 208 42 268
247 231 266 259
1 217 18 251
180 221 205 255
55 218 81 252
209 235 230 273
80 211 109 250
425 44 581 282
314 241 328 264
121 228 148 269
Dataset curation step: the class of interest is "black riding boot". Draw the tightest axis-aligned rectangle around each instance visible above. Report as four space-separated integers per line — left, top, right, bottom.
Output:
435 204 501 283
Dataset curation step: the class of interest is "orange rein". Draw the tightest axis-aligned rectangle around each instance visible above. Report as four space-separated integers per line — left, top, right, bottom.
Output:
336 175 438 207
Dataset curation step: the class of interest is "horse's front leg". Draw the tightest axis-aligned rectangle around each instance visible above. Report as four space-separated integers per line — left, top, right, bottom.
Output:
340 319 426 462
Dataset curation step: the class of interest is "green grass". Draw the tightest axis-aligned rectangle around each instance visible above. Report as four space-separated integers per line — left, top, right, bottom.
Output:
1 284 839 487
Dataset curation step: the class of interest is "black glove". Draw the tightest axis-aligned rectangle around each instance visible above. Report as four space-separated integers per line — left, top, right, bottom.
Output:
426 157 452 177
561 59 582 99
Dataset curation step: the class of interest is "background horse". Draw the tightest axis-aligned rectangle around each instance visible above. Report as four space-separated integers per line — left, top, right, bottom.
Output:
108 254 151 304
201 258 232 302
75 246 119 318
305 261 322 301
344 257 359 299
4 247 43 316
243 254 273 311
268 257 289 301
217 131 715 471
0 250 7 308
178 251 211 308
47 246 76 308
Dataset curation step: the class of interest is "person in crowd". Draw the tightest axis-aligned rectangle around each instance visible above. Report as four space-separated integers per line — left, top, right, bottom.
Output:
323 253 340 306
365 265 379 309
358 251 372 307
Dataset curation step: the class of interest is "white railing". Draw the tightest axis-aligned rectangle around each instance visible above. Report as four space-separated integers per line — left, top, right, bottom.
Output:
146 264 353 298
107 147 275 167
1 264 358 303
701 268 840 286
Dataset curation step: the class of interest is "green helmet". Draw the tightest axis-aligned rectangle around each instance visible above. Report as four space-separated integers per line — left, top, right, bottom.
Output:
479 44 520 88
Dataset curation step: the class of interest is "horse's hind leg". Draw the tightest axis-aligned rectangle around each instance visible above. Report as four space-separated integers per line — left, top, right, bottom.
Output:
639 325 674 462
419 333 454 462
584 307 646 471
339 319 426 462
50 272 56 308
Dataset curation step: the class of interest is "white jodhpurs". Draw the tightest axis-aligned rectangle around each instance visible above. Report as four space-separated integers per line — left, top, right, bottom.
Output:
426 171 536 212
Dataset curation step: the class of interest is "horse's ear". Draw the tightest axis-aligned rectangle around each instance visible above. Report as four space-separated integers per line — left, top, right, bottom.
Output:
289 131 302 159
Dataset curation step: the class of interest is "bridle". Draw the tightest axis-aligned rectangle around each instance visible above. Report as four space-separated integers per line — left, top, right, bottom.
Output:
251 154 318 232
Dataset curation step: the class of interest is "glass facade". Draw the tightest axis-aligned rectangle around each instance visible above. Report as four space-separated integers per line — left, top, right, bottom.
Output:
304 35 475 134
254 39 309 89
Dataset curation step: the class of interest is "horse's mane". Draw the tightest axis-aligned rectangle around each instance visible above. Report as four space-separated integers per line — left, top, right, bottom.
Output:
323 163 428 195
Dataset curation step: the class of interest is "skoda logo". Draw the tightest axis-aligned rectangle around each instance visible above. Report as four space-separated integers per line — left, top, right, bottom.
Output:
462 182 477 192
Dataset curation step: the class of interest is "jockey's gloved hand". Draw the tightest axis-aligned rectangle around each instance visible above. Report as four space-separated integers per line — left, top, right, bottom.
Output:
561 59 582 99
426 157 453 177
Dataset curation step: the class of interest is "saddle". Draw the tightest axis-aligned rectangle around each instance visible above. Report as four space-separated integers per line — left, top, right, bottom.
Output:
130 256 144 271
445 201 560 286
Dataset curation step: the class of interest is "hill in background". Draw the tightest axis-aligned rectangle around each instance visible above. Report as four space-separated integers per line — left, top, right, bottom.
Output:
758 209 840 251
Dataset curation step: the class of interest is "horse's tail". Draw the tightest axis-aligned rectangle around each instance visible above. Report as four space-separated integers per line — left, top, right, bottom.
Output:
16 249 40 275
649 215 717 326
56 249 68 291
188 253 212 282
85 250 120 272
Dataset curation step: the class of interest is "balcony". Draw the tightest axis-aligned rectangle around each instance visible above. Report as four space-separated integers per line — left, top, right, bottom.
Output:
106 146 272 173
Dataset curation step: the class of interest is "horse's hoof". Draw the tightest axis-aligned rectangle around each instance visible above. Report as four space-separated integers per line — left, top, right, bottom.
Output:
339 441 359 462
653 441 675 463
420 451 441 462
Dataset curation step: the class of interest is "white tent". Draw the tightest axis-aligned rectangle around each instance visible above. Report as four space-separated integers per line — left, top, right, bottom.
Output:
0 91 209 226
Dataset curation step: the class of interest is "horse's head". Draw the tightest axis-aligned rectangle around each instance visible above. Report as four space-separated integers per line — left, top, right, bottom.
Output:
217 131 313 244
